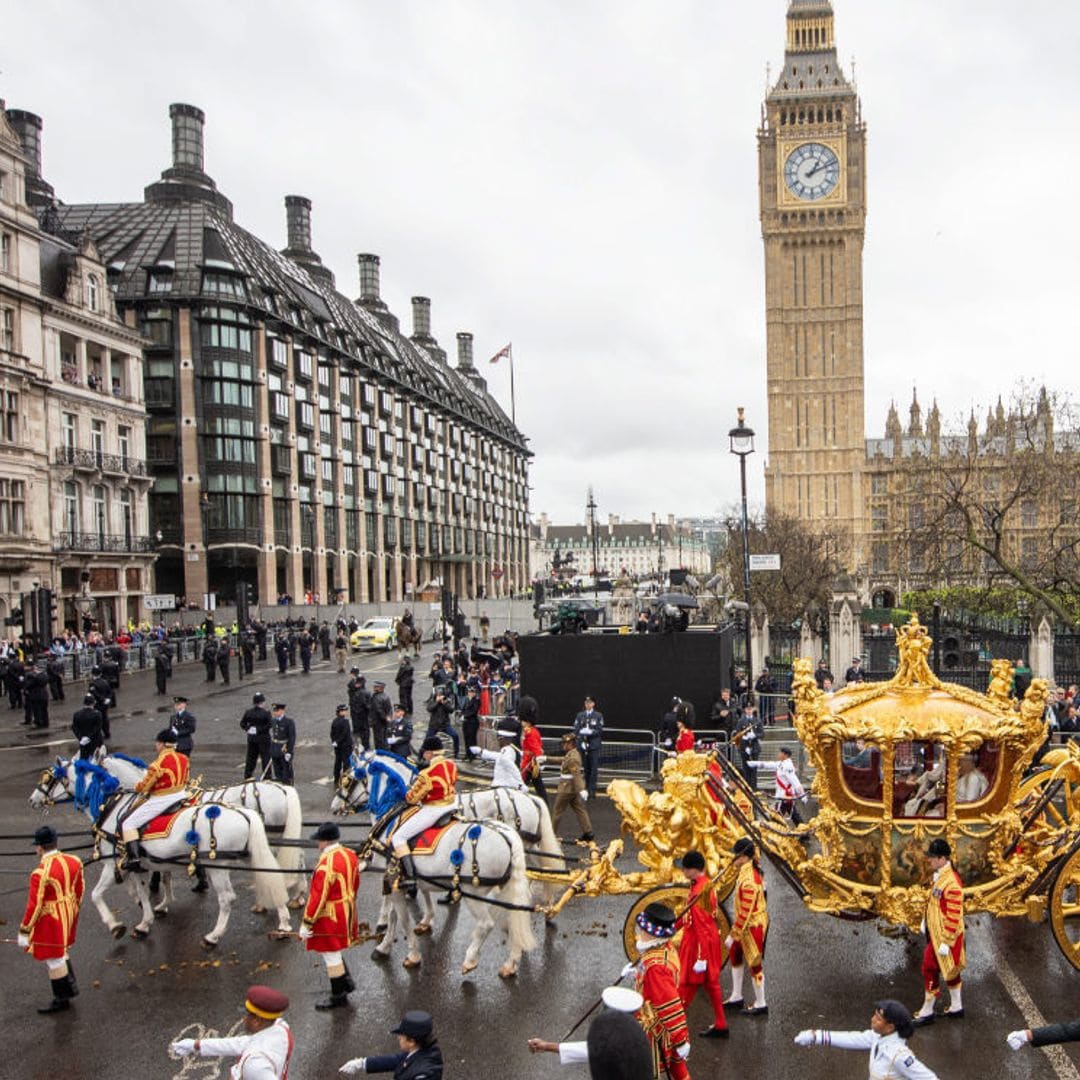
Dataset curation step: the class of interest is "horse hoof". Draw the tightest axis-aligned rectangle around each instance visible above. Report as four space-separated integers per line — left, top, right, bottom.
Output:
498 965 518 979
153 905 168 916
375 924 388 934
202 937 219 950
287 898 305 910
268 930 291 942
402 955 422 969
250 905 267 915
371 949 390 963
461 960 478 975
414 923 432 936
111 924 126 939
131 926 150 940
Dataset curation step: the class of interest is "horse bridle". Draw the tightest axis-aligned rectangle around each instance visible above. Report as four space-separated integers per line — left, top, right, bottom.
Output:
334 765 370 816
34 762 73 808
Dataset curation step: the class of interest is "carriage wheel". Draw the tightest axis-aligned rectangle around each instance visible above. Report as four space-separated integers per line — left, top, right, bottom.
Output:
1017 767 1080 835
621 883 732 962
1049 845 1080 972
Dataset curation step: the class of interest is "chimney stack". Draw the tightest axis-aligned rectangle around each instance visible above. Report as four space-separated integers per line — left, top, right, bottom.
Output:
284 195 312 252
170 103 205 172
5 109 54 208
456 332 475 370
357 254 381 302
411 297 432 339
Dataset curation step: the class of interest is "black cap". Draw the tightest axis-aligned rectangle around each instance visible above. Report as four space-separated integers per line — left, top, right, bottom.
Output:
391 1010 433 1040
272 702 287 710
311 821 340 842
733 837 756 859
336 702 349 712
82 693 96 706
681 850 706 871
253 692 266 704
778 746 792 756
420 735 443 753
394 702 405 712
373 679 385 689
32 825 57 847
927 838 951 858
875 999 914 1039
173 694 188 704
91 665 101 675
349 666 360 674
156 728 178 743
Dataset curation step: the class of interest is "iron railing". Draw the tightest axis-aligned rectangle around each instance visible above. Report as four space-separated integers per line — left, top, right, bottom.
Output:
53 530 157 553
53 446 148 477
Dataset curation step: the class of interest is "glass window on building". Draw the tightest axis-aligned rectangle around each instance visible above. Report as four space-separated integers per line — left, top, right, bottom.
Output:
201 271 247 299
0 479 25 534
92 484 107 535
1 232 12 272
86 274 99 312
1 306 14 351
1 390 18 443
118 488 132 541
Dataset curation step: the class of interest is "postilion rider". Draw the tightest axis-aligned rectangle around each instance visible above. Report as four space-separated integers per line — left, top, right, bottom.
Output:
118 728 192 872
389 735 459 897
913 838 966 1025
301 821 361 1010
621 901 693 1080
19 824 85 1015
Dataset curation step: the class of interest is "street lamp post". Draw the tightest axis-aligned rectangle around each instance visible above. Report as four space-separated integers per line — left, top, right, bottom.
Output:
728 407 756 678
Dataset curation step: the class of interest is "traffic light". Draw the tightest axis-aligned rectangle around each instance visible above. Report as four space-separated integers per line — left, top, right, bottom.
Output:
3 606 22 628
942 635 961 670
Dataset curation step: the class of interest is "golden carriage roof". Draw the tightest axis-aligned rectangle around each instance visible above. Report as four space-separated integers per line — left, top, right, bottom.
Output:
791 615 1049 752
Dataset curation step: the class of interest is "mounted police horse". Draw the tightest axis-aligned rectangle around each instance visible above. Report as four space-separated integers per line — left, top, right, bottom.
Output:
395 619 423 658
30 758 291 947
332 752 537 975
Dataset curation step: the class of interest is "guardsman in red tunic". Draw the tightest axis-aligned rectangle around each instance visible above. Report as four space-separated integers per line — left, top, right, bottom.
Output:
19 824 84 1014
300 821 361 1010
723 836 769 1015
390 735 459 897
119 728 191 872
677 850 727 1039
913 838 966 1025
630 901 692 1079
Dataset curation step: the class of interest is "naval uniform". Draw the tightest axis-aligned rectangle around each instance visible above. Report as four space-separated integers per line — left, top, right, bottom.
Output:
800 1029 938 1079
193 1019 294 1079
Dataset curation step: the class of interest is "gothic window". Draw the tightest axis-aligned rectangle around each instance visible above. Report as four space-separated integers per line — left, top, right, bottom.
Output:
87 274 100 312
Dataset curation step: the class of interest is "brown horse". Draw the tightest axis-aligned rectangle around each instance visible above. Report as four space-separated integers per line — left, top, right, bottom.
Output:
395 619 422 657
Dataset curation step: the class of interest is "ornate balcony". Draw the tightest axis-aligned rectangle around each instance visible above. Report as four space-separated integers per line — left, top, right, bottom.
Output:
53 446 148 477
54 531 157 553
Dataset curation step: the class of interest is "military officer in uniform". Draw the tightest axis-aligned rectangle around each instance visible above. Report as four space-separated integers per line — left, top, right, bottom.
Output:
331 703 354 786
470 723 527 791
275 632 289 674
386 704 414 759
203 637 218 682
242 692 274 780
724 836 769 1015
88 666 113 740
301 822 361 1009
217 636 231 684
912 838 966 1025
795 1000 939 1079
270 702 297 785
71 694 104 760
347 667 371 751
46 654 64 702
678 850 727 1038
170 985 294 1078
118 729 191 872
572 695 604 798
171 694 197 757
153 642 172 695
370 680 393 750
19 824 84 1014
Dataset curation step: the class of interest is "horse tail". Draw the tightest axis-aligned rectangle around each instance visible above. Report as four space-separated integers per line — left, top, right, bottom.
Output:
238 808 289 911
276 784 305 880
529 795 563 874
500 829 536 955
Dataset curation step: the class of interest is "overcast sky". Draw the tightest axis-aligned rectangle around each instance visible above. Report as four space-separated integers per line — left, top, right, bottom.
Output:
5 1 1078 523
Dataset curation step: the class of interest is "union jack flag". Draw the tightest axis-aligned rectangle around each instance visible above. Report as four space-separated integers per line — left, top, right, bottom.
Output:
489 343 512 364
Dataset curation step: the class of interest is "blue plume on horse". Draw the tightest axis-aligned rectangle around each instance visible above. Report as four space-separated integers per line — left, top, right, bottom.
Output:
450 847 465 867
184 829 201 846
467 824 482 841
110 752 148 769
368 756 411 819
205 804 222 820
72 759 120 817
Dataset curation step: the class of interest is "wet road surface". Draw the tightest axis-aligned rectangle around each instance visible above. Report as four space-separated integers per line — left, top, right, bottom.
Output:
1 649 1078 1079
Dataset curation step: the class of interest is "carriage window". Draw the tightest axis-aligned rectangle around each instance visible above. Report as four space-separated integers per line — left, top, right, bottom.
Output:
957 743 998 807
894 741 945 818
840 740 883 803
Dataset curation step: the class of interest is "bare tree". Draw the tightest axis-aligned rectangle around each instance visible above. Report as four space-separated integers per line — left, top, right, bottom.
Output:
897 388 1079 625
717 510 845 624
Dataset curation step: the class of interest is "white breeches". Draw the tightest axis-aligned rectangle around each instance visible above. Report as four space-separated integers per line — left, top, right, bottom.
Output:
392 801 458 853
122 792 186 833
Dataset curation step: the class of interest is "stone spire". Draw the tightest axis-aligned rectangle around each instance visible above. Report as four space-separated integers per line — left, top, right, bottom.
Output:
927 399 941 450
968 410 979 453
908 387 923 437
885 401 902 442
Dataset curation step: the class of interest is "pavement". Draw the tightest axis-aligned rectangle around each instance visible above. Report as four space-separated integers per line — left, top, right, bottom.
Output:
0 649 1078 1079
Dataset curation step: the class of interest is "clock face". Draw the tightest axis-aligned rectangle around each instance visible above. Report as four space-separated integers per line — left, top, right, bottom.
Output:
783 142 840 201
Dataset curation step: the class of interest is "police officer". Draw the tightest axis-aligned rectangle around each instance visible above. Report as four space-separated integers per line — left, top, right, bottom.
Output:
154 641 172 695
240 627 255 677
71 694 104 760
396 655 415 716
330 703 354 786
25 664 51 730
171 694 197 757
287 628 298 668
7 653 25 710
217 637 231 684
254 619 268 661
299 630 313 675
88 666 113 740
319 622 332 662
203 637 218 683
386 703 414 759
241 692 273 780
274 631 289 674
573 695 605 799
46 654 65 702
347 667 371 751
370 680 392 751
270 702 296 785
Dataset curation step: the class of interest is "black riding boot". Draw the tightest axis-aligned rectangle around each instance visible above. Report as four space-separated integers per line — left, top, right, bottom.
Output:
397 854 418 899
341 959 356 994
66 962 78 998
120 841 146 873
37 975 73 1014
314 974 350 1010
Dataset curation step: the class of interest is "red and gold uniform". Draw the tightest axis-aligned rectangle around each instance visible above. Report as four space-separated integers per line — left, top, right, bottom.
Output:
303 842 361 953
391 754 459 854
678 876 726 1031
675 729 696 754
730 859 768 974
520 725 545 784
922 861 965 995
21 849 84 960
637 944 692 1080
122 747 191 834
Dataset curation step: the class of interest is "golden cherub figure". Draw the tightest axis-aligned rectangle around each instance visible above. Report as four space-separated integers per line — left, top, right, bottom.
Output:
987 658 1015 706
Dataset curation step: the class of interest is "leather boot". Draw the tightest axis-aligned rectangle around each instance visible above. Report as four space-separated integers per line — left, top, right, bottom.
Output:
66 963 78 998
341 961 356 994
192 865 210 893
37 978 72 1014
120 841 146 873
397 854 418 899
314 975 349 1010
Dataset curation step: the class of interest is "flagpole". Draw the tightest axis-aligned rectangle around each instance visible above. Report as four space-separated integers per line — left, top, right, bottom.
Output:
509 347 516 428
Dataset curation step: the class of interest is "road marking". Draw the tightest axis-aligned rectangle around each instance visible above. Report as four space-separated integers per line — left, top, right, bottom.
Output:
0 737 73 752
997 953 1080 1079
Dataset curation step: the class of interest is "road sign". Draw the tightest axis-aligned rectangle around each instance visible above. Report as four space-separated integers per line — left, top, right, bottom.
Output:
144 594 177 611
491 567 504 579
749 554 781 571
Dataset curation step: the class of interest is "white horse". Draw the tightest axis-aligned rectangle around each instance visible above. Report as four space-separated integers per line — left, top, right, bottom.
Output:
331 750 564 927
89 753 306 908
30 758 291 947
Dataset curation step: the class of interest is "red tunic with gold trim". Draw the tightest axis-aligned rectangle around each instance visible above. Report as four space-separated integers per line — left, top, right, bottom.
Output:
20 850 84 960
636 943 691 1078
678 875 723 985
923 862 965 990
135 748 190 796
303 842 360 953
675 729 695 754
406 756 458 806
730 860 768 972
520 726 544 783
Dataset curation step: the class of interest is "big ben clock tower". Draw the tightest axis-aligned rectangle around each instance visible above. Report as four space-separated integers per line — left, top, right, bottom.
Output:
760 0 866 568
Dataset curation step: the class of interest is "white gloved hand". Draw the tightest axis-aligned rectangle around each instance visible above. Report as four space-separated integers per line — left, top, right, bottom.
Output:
580 727 593 736
284 753 292 762
938 942 950 957
17 932 30 949
469 746 482 756
620 962 636 979
537 755 547 765
794 1030 815 1047
298 925 313 940
723 935 733 950
170 1040 197 1057
693 959 708 973
248 727 257 735
1007 1031 1030 1050
676 1043 690 1061
339 1059 367 1075
800 794 809 804
79 736 90 746
580 791 589 802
